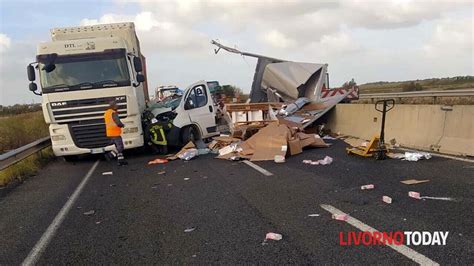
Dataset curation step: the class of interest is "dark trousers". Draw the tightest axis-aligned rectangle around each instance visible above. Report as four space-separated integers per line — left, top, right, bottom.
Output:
110 136 125 161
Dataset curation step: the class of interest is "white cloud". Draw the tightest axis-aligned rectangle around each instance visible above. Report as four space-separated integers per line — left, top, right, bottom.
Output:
423 18 473 57
1 0 473 105
0 40 38 105
80 12 209 53
262 30 297 49
0 33 11 53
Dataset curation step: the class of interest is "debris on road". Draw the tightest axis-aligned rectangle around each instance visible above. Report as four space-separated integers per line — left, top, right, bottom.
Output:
102 171 113 176
184 227 196 233
274 155 285 163
360 184 375 190
386 152 405 159
109 184 116 187
95 221 102 225
158 171 166 175
168 141 200 161
214 122 328 162
401 179 430 185
421 196 456 201
178 148 198 161
382 196 392 204
408 191 421 199
265 232 283 241
302 156 333 165
148 158 169 165
184 178 190 181
332 214 348 221
403 152 432 161
308 214 320 217
83 210 95 216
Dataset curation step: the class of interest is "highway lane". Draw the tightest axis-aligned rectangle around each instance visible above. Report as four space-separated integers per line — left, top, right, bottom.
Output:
0 140 472 264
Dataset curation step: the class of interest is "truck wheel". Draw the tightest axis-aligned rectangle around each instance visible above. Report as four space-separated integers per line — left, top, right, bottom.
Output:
181 126 199 144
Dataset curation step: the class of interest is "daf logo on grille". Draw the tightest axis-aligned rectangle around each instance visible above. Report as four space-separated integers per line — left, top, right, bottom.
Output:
51 102 67 107
115 96 126 101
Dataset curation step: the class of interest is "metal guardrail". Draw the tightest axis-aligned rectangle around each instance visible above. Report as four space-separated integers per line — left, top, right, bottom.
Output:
359 88 474 99
0 137 51 171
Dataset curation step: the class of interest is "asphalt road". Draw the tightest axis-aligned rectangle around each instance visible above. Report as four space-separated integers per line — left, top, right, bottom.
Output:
0 140 473 264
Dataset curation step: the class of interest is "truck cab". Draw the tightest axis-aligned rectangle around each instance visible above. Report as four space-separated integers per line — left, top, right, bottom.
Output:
27 23 148 158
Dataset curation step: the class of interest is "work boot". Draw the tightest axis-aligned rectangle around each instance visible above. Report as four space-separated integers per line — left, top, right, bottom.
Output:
118 160 128 166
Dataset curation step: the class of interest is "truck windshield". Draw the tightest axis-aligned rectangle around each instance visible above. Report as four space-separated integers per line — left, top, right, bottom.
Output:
38 49 131 93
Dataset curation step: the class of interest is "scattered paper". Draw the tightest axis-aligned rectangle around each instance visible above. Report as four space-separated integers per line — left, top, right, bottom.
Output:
83 210 95 216
403 152 432 161
401 179 430 185
158 171 166 175
184 227 196 233
274 155 285 163
408 191 421 199
102 171 113 176
332 214 348 221
148 158 169 165
265 232 283 241
302 156 333 165
361 184 375 190
184 178 190 181
308 214 320 217
382 196 392 204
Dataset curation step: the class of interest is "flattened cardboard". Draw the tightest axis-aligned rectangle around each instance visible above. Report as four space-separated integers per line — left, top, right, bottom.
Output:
249 123 291 161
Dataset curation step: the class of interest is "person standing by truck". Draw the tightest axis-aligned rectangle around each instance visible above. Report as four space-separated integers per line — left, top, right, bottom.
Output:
104 100 128 166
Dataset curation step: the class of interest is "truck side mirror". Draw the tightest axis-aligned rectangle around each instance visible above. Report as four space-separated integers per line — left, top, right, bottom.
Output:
133 57 143 72
136 74 145 83
29 82 38 92
27 64 36 81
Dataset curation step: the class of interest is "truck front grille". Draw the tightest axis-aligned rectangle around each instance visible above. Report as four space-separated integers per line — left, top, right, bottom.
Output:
69 122 111 149
51 96 127 124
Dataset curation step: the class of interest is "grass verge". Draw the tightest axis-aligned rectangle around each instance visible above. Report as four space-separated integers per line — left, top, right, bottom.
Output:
0 111 49 154
0 147 55 187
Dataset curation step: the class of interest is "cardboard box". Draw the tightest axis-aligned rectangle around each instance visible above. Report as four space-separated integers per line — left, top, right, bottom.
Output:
288 138 303 155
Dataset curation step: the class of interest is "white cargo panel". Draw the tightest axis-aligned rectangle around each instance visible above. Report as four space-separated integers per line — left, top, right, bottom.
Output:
51 22 141 55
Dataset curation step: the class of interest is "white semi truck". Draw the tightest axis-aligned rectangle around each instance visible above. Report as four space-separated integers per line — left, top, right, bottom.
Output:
27 22 219 159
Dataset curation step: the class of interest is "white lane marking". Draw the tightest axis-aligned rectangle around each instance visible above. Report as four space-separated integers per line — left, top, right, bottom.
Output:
320 204 439 266
22 160 100 266
242 160 273 176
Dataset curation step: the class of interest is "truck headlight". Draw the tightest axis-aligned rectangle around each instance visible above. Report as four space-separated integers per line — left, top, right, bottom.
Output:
51 135 66 141
123 127 139 134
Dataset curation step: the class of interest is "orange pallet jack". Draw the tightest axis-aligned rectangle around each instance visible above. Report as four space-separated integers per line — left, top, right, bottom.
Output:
346 99 395 160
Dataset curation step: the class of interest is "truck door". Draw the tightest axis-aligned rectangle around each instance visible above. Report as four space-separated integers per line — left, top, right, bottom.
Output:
183 81 217 138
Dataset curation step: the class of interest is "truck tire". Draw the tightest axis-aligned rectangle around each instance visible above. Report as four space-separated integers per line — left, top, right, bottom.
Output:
181 126 199 144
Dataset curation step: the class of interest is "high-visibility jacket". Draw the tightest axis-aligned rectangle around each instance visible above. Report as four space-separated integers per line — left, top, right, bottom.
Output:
104 109 121 137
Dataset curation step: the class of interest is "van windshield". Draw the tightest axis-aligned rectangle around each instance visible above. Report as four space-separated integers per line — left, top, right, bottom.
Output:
38 49 131 93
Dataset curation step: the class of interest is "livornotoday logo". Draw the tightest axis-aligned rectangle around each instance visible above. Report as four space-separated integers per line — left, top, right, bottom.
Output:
339 231 449 246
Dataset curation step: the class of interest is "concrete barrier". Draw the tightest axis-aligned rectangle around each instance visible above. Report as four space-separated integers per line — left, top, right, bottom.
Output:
326 104 474 156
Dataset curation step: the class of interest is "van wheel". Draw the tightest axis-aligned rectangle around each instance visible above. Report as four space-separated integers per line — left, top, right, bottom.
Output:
181 126 199 144
151 144 168 155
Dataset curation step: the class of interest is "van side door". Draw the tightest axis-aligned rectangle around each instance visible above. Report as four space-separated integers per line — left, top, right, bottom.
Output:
183 81 217 138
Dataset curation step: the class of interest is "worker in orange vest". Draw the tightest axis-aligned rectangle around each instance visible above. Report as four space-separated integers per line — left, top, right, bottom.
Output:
104 100 127 166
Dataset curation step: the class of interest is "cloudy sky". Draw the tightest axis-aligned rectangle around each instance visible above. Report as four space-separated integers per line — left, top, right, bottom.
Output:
0 0 472 105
